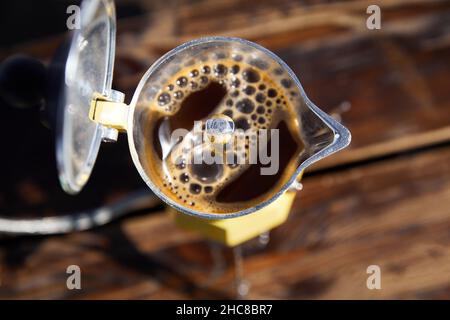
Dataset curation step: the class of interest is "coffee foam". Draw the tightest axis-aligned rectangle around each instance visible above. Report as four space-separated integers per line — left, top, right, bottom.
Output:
143 49 304 214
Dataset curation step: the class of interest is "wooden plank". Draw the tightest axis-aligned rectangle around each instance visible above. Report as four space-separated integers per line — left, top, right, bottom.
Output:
1 0 450 300
1 145 450 299
283 15 450 169
2 0 450 169
114 0 450 169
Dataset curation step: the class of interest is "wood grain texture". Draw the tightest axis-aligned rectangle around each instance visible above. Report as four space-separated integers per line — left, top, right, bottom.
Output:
2 0 450 168
1 0 450 299
1 146 450 299
112 0 450 169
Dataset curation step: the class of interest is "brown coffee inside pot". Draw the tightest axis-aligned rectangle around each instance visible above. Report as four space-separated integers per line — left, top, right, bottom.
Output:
143 51 304 214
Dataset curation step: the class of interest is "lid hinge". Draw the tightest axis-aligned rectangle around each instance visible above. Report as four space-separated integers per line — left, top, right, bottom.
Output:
89 91 129 137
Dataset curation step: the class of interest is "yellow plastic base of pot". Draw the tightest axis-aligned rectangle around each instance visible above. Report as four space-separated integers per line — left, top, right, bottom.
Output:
170 190 297 247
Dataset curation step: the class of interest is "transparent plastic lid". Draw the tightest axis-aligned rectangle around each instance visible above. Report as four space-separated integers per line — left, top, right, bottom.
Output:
56 0 116 194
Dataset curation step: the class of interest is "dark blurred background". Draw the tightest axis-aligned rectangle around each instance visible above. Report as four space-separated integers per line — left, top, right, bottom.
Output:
0 0 150 217
0 0 450 299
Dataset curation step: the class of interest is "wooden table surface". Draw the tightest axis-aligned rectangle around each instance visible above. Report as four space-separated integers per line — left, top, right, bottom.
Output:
0 0 450 299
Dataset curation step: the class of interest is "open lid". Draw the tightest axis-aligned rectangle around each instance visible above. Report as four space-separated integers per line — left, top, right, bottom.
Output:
56 0 116 194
